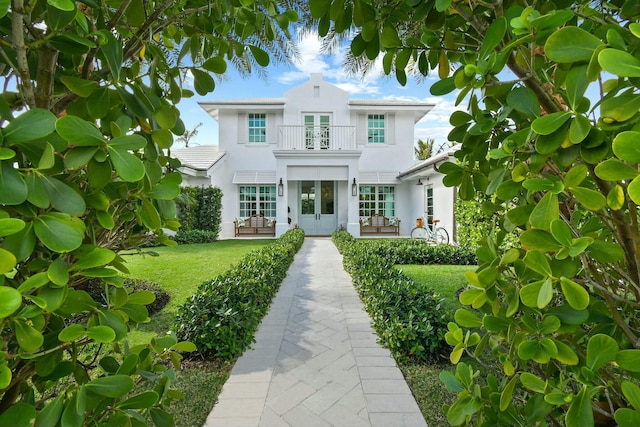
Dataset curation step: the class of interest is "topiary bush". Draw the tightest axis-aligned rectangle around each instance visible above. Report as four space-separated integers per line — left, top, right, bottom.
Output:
362 238 477 265
174 229 304 359
82 278 170 317
333 231 452 361
173 230 218 245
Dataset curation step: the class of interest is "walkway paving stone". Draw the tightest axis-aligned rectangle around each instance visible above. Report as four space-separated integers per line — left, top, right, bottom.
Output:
204 238 427 427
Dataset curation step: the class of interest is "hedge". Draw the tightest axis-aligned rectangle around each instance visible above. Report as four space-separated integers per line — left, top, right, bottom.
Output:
176 186 222 241
361 238 477 265
174 229 304 359
333 231 454 361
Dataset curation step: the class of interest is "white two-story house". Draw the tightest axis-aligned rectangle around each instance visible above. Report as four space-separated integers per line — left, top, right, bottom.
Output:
175 73 457 239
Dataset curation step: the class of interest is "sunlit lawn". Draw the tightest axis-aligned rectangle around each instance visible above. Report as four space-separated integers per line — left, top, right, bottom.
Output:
395 263 477 426
123 239 271 427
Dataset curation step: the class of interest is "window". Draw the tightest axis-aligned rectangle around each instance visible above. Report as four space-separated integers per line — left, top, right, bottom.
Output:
248 113 266 143
367 114 385 144
239 185 276 217
359 185 395 217
425 185 433 226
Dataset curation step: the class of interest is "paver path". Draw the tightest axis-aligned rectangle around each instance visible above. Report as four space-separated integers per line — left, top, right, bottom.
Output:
204 238 427 427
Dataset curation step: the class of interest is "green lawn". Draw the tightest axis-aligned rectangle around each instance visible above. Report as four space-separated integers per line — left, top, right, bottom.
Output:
395 264 477 425
122 239 271 427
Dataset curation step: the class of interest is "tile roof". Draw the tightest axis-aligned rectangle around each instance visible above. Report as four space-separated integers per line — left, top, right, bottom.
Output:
172 145 225 171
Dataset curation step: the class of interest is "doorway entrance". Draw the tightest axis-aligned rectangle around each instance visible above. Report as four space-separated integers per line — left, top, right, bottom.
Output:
299 180 336 235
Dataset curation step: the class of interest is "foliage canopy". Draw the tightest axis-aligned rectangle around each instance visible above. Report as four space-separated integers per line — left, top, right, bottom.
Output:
315 0 640 425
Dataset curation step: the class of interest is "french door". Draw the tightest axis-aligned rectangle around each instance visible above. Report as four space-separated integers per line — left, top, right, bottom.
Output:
304 114 331 149
299 180 336 235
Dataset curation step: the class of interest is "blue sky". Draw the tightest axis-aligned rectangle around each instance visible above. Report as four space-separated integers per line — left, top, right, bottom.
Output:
177 32 461 149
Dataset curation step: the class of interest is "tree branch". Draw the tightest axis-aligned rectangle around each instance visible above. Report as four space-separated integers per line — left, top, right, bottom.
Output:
11 0 35 108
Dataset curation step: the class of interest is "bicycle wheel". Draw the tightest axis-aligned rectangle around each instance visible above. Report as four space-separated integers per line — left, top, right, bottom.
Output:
434 227 449 244
411 227 427 239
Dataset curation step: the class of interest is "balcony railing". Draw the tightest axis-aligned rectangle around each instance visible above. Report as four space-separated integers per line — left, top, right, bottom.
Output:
278 125 356 150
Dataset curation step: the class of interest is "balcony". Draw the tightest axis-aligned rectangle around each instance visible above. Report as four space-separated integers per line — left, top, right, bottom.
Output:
278 125 356 150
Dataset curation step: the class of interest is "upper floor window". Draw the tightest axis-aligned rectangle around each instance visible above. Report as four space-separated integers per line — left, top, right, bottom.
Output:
248 113 266 143
367 114 385 144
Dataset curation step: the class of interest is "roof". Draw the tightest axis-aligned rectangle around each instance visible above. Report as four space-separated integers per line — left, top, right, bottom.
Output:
172 145 225 171
349 98 434 122
397 145 460 180
199 99 285 119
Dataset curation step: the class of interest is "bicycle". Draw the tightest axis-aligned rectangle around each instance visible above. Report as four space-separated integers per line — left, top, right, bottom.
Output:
410 217 449 244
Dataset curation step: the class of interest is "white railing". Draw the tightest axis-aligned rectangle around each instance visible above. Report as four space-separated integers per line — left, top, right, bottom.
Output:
278 126 356 150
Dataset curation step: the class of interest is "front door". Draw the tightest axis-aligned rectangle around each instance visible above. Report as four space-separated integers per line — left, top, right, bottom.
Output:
299 180 336 235
304 114 331 149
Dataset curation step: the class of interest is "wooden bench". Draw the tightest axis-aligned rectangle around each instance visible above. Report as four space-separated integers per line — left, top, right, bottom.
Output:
234 214 276 237
360 214 400 236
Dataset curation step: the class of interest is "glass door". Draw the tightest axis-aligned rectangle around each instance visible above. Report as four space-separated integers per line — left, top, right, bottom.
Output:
304 114 331 149
299 180 336 235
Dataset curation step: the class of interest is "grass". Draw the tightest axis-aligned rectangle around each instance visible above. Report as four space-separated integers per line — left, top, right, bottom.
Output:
122 239 271 427
395 264 477 425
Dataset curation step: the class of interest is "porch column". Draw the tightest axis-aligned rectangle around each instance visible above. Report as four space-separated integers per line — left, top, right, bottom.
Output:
275 169 289 238
347 174 361 237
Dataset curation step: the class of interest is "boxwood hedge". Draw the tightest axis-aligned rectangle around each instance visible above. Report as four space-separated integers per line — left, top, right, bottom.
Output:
174 229 304 359
332 231 474 361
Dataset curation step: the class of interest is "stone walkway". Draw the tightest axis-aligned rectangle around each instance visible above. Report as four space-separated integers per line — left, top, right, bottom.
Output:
204 238 427 427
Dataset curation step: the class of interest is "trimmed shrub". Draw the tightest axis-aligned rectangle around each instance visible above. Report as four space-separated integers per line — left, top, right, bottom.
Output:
174 229 304 359
81 278 170 317
173 230 218 244
333 231 452 361
361 238 477 265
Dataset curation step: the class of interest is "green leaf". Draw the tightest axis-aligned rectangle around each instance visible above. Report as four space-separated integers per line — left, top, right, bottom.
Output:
108 134 146 151
532 111 572 135
520 280 544 308
41 176 86 216
500 376 517 411
127 290 155 305
48 257 69 286
566 66 589 111
73 246 116 270
0 161 28 205
0 402 36 427
14 318 44 352
520 372 546 393
613 131 640 163
56 115 105 146
599 48 640 77
554 339 579 365
566 386 594 427
47 0 74 11
0 147 15 160
560 277 589 310
309 0 331 18
616 350 640 373
0 218 25 237
550 219 573 246
507 87 540 117
529 192 558 230
521 229 563 251
435 0 451 12
601 92 640 123
615 408 640 427
87 87 110 119
118 391 159 409
524 250 552 276
571 186 606 210
595 159 639 181
191 69 215 96
107 147 145 182
154 105 177 130
150 408 175 427
0 286 22 318
587 334 617 370
34 213 85 253
3 108 56 145
0 248 16 275
202 56 227 74
96 210 115 229
60 76 98 97
454 309 482 328
545 27 604 63
569 115 591 144
26 173 50 208
3 222 36 263
537 278 553 308
169 341 197 352
98 31 123 81
58 324 85 342
34 394 64 427
249 45 270 67
86 325 116 343
608 184 625 210
589 240 625 262
430 77 456 95
380 23 401 48
85 375 134 398
439 371 464 393
479 17 507 59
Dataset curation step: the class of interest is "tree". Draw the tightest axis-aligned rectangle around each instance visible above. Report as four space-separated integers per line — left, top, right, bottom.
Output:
175 122 203 147
414 138 435 160
315 0 640 425
0 1 301 425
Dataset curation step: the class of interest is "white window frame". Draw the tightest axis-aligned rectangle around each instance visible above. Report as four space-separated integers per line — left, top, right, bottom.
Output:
239 185 276 217
248 113 267 143
359 185 395 217
367 114 385 144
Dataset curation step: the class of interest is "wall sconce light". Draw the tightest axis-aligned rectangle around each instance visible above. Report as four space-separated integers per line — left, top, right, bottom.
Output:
416 179 423 186
278 178 284 196
352 178 358 196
